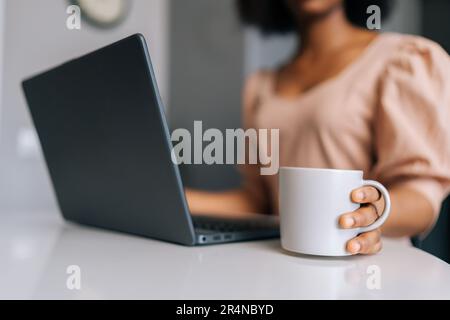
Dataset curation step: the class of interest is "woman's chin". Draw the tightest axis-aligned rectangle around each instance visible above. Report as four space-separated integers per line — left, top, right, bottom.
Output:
291 0 343 18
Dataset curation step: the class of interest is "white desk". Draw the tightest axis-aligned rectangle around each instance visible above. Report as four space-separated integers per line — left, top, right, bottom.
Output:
1 211 449 300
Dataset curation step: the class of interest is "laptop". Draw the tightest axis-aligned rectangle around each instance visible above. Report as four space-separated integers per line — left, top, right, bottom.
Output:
22 34 279 246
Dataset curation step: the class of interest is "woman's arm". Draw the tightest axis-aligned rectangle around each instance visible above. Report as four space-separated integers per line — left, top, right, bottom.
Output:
185 188 264 217
381 186 434 237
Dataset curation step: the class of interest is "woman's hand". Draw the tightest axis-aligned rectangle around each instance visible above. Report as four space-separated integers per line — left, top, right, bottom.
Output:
339 186 385 255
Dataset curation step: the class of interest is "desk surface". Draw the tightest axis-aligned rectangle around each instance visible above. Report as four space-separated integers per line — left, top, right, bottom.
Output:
1 212 449 299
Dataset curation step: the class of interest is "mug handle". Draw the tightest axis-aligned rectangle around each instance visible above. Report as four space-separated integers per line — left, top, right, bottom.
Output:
358 180 391 233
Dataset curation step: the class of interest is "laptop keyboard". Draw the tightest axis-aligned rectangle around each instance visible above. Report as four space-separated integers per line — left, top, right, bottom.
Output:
193 216 277 233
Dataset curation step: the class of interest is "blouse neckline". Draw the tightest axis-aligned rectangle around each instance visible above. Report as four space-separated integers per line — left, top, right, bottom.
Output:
267 32 390 104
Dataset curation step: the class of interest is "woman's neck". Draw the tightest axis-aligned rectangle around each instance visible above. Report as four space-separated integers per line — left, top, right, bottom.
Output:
296 7 361 58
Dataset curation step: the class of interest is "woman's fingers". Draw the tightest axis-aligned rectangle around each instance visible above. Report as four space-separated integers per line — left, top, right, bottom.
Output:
351 186 381 204
346 229 382 255
341 186 385 229
339 204 378 228
341 187 384 255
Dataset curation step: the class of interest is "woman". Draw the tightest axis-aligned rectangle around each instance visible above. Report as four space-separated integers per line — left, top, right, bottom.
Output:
186 0 450 254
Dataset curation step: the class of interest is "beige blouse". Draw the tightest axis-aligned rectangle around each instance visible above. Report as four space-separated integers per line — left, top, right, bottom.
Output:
241 32 450 228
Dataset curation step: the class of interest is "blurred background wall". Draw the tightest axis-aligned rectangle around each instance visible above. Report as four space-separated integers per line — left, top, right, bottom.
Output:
423 0 450 52
0 0 4 144
0 0 168 212
0 0 449 213
169 0 244 190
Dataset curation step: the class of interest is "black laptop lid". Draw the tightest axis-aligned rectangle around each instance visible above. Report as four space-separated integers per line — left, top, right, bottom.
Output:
22 34 196 245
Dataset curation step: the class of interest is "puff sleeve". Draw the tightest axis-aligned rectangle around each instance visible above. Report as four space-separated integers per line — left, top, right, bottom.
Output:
372 37 450 229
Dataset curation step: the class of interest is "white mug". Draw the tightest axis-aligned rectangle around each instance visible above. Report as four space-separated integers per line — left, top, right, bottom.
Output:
279 167 391 256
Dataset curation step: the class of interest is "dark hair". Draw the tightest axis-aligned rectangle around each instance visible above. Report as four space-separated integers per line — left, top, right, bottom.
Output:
236 0 395 35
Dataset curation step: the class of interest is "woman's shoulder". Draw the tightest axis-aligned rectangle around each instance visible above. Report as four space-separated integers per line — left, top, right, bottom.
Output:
379 32 450 71
245 69 274 89
243 69 275 102
376 33 450 114
381 32 447 53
